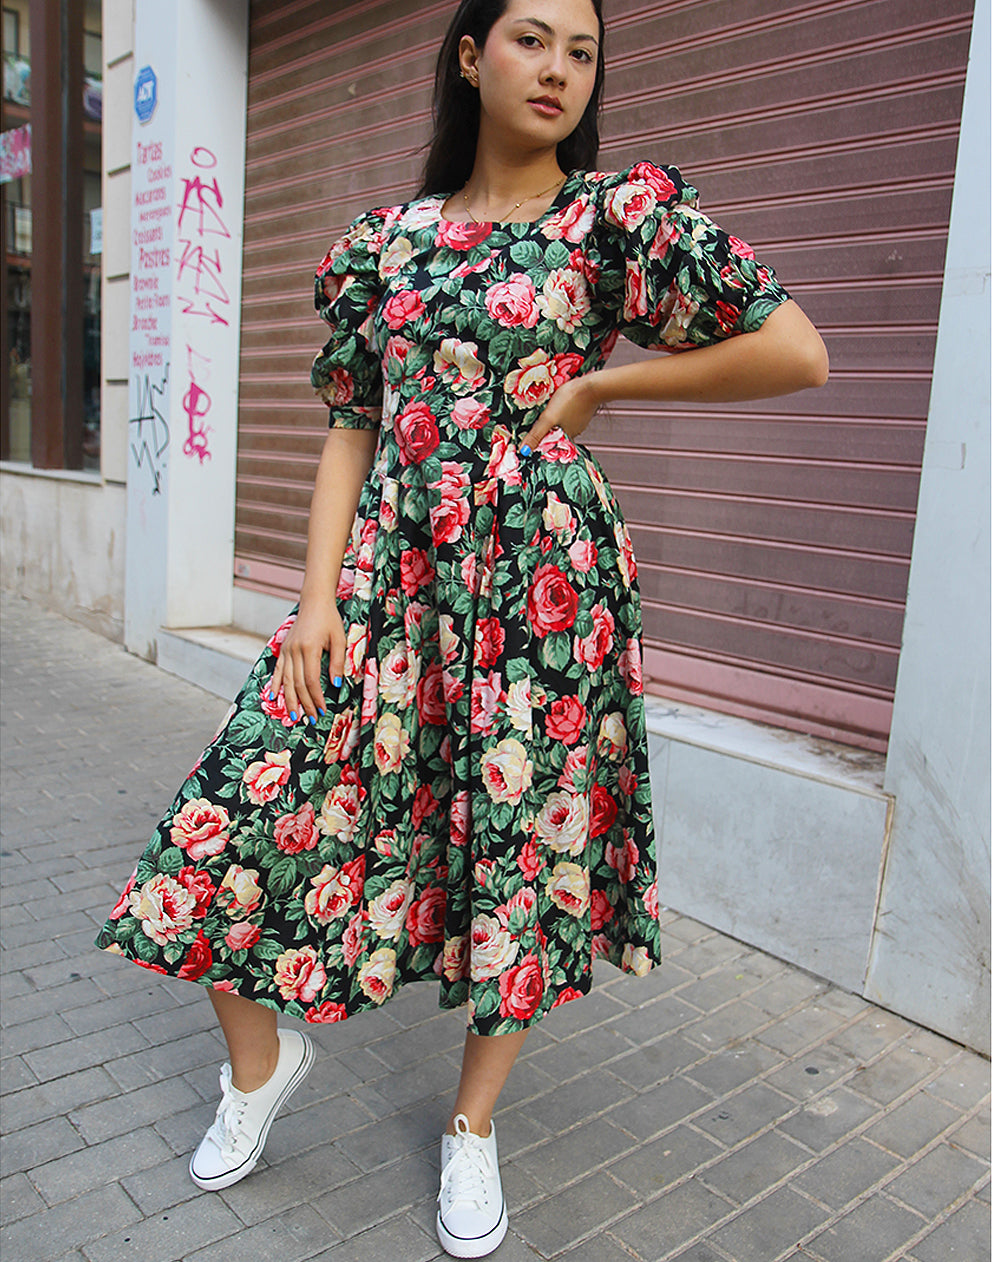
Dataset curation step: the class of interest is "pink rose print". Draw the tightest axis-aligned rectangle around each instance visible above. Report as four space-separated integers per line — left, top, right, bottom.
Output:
517 837 545 880
729 235 755 259
474 617 506 669
436 219 493 249
273 945 327 1003
382 289 425 330
242 750 292 806
575 602 615 671
628 161 677 200
273 802 320 855
485 274 539 327
545 696 586 745
590 889 615 931
400 547 435 596
170 799 231 860
452 397 490 430
542 195 596 242
176 866 215 919
225 921 261 951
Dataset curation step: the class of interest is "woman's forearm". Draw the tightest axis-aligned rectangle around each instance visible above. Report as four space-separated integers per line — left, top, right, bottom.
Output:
299 427 378 605
587 299 829 407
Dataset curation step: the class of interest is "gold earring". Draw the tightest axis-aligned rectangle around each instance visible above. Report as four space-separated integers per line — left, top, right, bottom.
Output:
461 69 478 85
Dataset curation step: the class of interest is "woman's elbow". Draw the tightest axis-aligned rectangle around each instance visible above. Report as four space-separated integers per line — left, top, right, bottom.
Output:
805 333 830 389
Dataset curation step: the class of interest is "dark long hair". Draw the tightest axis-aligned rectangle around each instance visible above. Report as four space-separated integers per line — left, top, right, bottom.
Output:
417 0 606 197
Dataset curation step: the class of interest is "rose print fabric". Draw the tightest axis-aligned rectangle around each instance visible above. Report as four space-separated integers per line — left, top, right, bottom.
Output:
96 164 789 1035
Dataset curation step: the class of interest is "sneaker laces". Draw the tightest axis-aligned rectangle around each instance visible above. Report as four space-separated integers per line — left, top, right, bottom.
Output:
209 1064 251 1156
438 1120 496 1211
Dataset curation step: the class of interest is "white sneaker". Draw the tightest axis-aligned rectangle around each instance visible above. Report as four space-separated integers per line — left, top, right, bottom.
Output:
189 1028 314 1190
436 1113 509 1258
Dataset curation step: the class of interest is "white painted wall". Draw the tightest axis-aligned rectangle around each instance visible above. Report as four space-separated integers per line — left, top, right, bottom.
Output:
864 0 991 1055
124 0 248 659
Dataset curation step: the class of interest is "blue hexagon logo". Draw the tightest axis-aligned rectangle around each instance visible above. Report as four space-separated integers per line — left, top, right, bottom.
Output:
134 65 157 124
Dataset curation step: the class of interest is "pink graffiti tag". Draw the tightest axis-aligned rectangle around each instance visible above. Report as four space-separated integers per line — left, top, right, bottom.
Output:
176 146 232 326
182 344 212 462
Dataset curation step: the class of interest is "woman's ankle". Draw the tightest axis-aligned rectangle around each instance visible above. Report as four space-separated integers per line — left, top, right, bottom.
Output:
230 1041 281 1093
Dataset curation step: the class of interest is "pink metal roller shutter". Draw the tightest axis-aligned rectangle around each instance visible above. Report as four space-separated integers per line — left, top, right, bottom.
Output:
235 0 975 752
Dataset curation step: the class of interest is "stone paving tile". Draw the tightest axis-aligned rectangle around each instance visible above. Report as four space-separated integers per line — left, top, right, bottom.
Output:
307 1215 440 1262
864 1090 963 1158
0 1170 46 1223
513 1169 640 1256
312 1154 437 1238
792 1136 901 1209
693 1081 797 1146
27 1126 173 1205
608 1124 725 1199
80 1195 243 1262
709 1185 830 1262
611 1177 736 1260
910 1197 992 1261
885 1142 989 1218
2 592 990 1262
185 1203 340 1262
508 1117 636 1192
806 1193 927 1261
777 1086 879 1152
699 1130 812 1205
0 1183 142 1262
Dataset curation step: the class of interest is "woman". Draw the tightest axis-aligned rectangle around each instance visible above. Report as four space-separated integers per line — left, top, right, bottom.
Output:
96 0 827 1255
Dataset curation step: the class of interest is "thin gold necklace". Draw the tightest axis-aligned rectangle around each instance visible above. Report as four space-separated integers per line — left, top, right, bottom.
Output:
462 173 567 225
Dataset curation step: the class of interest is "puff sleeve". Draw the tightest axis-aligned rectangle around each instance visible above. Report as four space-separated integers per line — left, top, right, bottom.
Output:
593 162 790 351
311 208 389 428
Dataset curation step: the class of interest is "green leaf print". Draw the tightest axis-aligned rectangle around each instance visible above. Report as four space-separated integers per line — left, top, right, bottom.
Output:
508 239 543 269
226 710 271 747
541 632 572 672
157 847 184 878
544 240 571 270
563 460 593 504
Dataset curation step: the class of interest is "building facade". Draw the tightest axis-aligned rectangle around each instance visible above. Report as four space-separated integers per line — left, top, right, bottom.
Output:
1 0 988 1051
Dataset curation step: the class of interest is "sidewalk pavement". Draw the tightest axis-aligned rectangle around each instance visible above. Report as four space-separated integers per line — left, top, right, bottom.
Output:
1 589 989 1262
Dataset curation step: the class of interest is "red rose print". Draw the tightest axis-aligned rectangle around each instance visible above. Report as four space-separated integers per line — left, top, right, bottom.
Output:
629 161 677 200
551 985 585 1009
498 952 544 1020
417 660 447 725
412 783 438 829
178 931 213 981
395 400 439 465
527 564 578 636
400 548 435 596
406 886 446 946
715 300 741 333
517 837 545 880
729 235 755 259
475 617 506 669
306 1001 349 1023
590 889 615 931
176 866 216 919
436 219 493 249
589 785 618 838
545 696 586 744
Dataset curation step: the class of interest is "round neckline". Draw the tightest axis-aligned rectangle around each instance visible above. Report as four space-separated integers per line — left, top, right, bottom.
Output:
433 171 581 230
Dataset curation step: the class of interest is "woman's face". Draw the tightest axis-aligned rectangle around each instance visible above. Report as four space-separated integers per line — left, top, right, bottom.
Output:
461 0 600 154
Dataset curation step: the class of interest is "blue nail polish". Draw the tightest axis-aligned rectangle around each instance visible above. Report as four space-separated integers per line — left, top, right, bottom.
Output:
289 710 297 721
520 444 531 457
333 676 343 687
308 715 316 725
318 707 326 716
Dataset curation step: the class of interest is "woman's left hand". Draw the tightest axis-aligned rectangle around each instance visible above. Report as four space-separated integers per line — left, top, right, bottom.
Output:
518 375 603 456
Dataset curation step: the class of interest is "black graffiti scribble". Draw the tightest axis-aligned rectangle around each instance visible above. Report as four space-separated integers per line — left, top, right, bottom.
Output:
129 364 170 494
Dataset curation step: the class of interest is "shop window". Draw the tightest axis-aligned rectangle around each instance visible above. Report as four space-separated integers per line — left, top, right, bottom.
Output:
0 0 101 470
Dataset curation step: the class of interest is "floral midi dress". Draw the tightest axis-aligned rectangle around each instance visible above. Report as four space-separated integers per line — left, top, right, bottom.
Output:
96 162 789 1036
